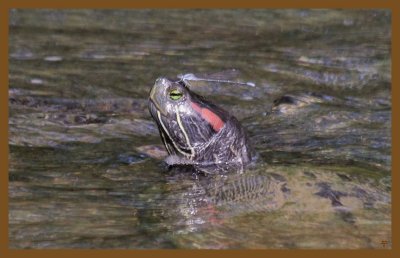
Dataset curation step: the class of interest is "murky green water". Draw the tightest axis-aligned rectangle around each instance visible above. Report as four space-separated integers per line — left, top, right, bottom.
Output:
8 9 391 249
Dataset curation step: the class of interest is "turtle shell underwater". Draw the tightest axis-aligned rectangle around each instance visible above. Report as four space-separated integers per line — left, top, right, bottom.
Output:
148 77 253 174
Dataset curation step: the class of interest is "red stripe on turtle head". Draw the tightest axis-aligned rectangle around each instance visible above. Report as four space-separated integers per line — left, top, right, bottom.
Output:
190 102 225 132
190 102 202 114
202 108 225 132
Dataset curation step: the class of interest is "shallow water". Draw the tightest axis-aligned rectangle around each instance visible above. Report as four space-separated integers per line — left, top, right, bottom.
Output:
8 9 391 249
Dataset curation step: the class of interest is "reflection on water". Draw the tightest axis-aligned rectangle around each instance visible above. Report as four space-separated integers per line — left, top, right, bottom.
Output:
8 9 391 249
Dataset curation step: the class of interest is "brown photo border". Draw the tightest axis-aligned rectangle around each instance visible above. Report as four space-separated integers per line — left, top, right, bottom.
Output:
0 0 398 257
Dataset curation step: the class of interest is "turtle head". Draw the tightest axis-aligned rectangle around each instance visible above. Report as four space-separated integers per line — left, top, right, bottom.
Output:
148 77 229 158
149 77 191 117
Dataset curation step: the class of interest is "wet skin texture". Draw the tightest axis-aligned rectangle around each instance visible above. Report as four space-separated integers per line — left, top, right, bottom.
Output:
148 78 252 174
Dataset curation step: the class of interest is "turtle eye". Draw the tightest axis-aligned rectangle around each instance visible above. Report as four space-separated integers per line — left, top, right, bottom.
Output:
169 89 183 101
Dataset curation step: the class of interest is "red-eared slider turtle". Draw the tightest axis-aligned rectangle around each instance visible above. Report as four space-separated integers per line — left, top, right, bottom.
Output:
148 77 253 174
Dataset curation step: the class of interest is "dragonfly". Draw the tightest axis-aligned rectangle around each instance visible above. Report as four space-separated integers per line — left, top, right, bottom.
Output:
178 70 256 88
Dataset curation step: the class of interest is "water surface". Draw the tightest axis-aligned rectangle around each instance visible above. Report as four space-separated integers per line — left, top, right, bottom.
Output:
8 9 391 249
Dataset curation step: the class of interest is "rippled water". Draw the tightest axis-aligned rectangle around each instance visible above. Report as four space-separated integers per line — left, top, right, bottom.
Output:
8 9 391 249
